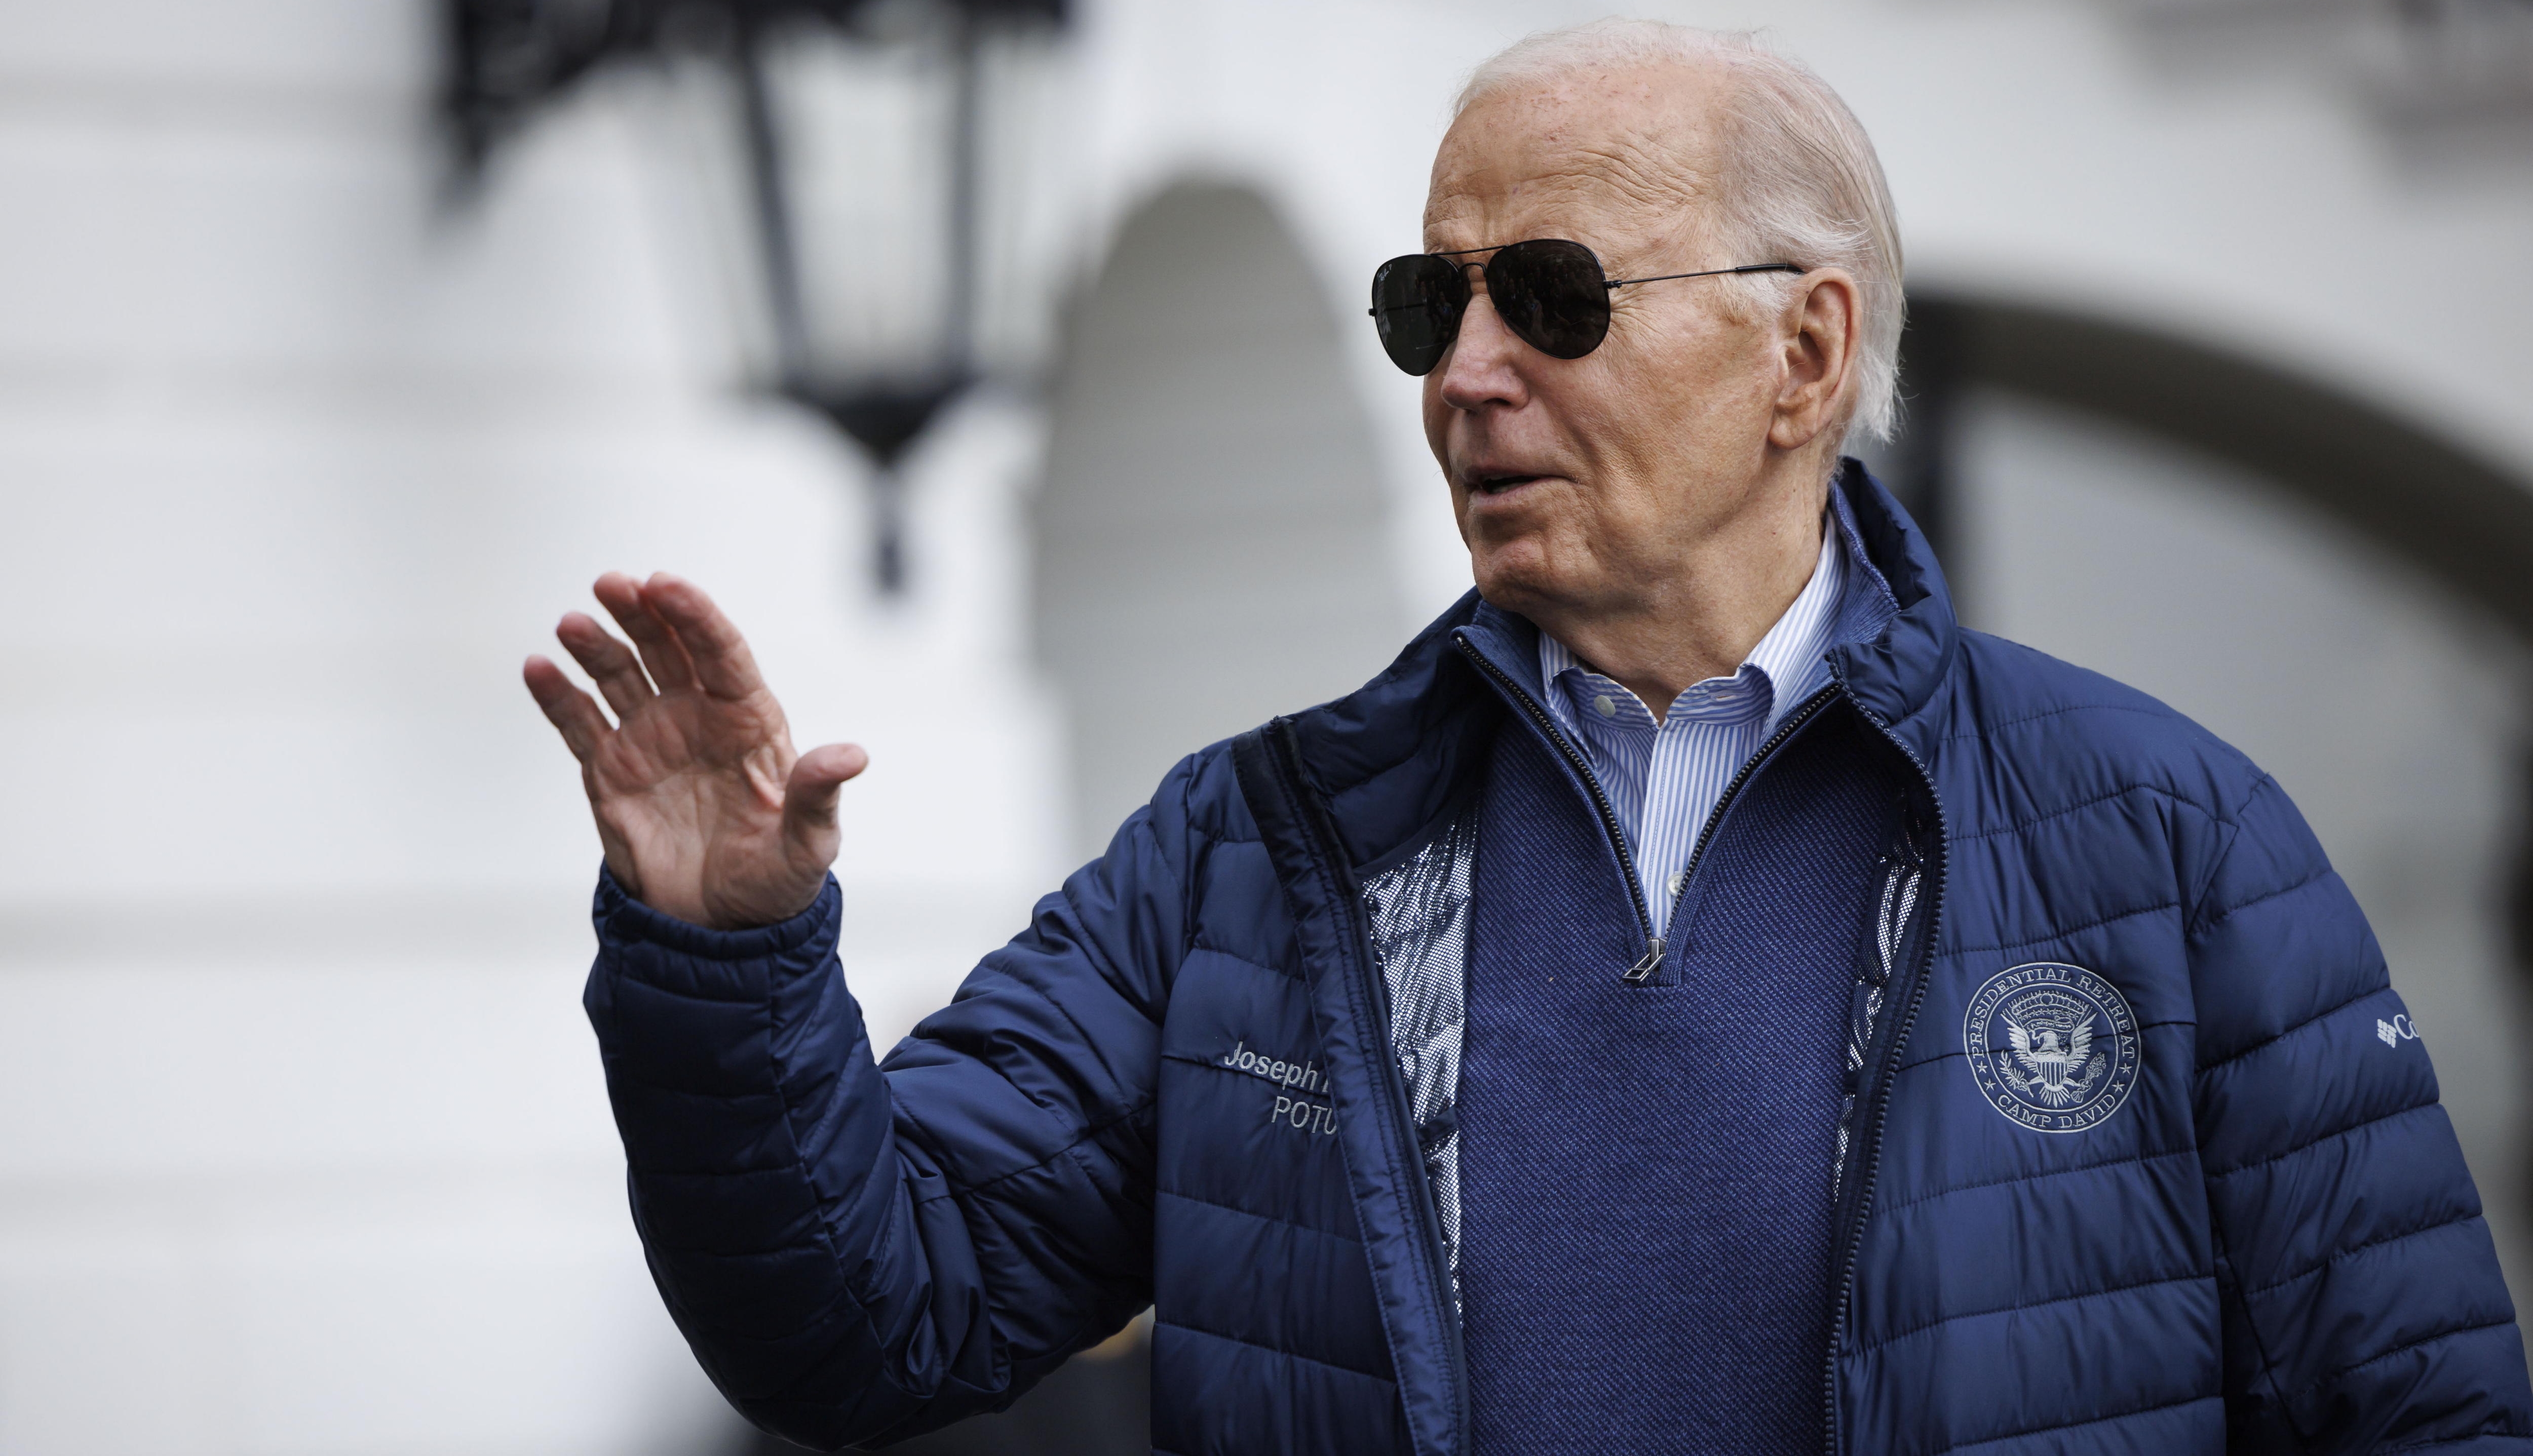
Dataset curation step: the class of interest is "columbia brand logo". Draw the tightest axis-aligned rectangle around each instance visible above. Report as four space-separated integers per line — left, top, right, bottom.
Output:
2377 1014 2420 1048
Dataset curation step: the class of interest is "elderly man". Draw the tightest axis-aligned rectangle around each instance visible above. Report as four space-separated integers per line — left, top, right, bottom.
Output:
526 19 2531 1456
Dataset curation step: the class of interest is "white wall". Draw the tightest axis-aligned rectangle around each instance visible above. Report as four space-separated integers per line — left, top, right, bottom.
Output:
3 0 2528 1450
0 5 1065 1452
1034 182 1401 857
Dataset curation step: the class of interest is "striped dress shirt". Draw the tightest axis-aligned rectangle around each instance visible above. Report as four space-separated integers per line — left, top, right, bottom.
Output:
1537 511 1856 942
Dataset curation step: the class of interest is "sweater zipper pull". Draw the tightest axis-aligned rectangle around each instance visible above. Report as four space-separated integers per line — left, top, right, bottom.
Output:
1623 936 1665 985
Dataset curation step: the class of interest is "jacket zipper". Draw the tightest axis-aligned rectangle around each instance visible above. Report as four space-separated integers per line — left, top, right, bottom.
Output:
1817 692 1949 1456
1667 685 1839 953
1266 718 1471 1456
1453 634 1836 983
1453 636 1659 975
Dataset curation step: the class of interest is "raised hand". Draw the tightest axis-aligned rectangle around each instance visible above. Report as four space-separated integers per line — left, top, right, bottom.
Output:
523 572 867 930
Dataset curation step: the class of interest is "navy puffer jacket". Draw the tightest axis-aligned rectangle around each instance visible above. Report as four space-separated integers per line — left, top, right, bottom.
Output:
585 464 2531 1453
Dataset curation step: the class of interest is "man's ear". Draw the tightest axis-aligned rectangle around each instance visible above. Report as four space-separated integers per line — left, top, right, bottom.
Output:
1768 269 1861 452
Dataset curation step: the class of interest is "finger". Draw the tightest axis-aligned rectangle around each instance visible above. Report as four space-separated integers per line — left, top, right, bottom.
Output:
523 655 611 763
781 741 869 850
592 571 698 694
554 611 655 719
641 573 768 701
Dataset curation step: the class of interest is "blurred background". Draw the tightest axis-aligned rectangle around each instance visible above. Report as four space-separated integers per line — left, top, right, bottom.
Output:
4 1 2532 1452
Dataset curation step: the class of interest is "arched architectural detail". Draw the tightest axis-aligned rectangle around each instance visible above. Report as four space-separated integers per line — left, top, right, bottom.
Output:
1033 180 1402 857
1896 294 2533 640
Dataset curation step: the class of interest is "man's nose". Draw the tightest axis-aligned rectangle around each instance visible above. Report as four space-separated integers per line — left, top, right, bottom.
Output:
1435 286 1529 412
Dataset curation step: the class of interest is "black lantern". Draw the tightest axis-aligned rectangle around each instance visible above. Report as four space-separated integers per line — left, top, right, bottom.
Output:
442 0 1072 593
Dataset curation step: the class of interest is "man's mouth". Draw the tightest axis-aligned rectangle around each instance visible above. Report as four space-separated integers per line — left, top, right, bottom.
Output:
1469 472 1545 496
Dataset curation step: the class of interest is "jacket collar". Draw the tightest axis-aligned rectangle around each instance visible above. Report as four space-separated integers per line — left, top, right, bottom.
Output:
1822 457 1961 738
1279 458 1961 871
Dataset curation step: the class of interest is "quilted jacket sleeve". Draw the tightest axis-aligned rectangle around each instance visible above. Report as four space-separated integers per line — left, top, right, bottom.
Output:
2192 773 2533 1450
582 766 1194 1450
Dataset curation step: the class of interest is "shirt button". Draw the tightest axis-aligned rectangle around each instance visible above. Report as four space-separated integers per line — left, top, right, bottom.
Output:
1667 871 1686 897
1594 695 1617 718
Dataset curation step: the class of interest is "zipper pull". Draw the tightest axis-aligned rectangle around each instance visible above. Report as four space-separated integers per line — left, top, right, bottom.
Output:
1623 937 1665 985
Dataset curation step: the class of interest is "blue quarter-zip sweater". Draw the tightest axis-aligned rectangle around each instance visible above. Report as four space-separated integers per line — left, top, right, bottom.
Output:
584 462 2533 1454
1461 691 1910 1453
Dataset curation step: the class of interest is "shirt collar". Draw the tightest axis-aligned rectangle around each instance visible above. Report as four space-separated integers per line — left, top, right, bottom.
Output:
1537 501 1874 737
1744 518 1846 730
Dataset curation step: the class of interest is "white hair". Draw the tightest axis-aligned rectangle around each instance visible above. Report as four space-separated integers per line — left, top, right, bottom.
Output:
1456 20 1906 445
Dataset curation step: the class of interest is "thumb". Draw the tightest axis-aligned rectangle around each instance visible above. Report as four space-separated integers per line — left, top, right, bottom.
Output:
780 741 868 853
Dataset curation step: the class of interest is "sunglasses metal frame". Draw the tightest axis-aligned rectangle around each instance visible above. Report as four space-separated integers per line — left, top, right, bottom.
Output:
1426 243 1804 293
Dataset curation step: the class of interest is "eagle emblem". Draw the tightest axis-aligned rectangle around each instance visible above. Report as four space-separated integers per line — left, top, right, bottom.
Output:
2000 990 2107 1106
1964 963 2139 1133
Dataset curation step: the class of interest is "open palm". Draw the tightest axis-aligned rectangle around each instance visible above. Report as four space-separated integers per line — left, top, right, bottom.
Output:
523 572 867 929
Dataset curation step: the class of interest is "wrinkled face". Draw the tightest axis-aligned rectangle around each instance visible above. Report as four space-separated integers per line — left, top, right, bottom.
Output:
1424 66 1788 619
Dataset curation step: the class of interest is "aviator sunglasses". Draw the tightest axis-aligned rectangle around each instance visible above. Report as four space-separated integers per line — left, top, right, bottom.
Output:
1369 239 1802 375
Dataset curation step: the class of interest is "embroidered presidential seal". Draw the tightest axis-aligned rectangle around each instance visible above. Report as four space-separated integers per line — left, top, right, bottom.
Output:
1963 962 2140 1133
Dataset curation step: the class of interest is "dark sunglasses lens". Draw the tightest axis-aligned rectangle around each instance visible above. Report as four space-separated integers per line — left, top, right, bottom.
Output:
1371 255 1467 376
1487 240 1609 359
